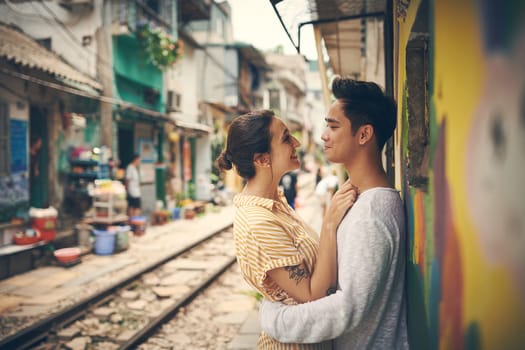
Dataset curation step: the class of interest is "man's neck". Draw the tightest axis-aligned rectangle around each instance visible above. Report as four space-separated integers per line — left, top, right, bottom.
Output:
346 155 391 193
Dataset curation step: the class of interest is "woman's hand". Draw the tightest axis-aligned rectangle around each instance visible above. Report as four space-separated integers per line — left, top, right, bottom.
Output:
325 179 358 228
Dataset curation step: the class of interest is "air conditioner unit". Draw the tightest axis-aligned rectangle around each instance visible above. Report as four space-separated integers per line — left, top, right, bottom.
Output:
166 90 182 112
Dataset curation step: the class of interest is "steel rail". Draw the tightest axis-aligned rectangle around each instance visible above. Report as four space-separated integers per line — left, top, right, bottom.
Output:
120 256 237 349
0 224 232 350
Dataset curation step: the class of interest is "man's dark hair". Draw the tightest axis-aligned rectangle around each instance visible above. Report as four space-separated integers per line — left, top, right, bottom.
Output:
331 77 397 150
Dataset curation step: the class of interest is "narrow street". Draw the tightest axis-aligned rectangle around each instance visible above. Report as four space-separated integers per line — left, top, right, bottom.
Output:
295 171 323 234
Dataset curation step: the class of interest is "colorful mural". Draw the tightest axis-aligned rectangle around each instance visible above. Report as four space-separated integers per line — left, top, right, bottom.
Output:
396 0 525 349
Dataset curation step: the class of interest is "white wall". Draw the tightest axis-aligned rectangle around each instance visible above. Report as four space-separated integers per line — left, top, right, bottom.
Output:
194 136 212 201
365 19 385 88
175 43 199 122
0 0 103 79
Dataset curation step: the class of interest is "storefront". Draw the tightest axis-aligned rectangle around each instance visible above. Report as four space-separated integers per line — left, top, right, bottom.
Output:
112 32 170 216
0 23 103 279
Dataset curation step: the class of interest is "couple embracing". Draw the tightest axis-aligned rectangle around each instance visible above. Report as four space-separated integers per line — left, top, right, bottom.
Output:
216 77 408 350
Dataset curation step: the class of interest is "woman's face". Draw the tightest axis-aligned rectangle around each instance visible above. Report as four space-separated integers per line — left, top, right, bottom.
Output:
268 117 301 177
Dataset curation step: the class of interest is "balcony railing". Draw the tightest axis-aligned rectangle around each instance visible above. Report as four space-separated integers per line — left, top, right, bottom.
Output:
114 0 173 34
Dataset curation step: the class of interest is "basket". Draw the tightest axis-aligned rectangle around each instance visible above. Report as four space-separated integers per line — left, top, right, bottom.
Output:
14 235 40 245
54 247 81 264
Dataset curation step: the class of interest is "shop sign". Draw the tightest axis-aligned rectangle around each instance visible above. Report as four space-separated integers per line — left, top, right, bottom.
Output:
183 139 192 181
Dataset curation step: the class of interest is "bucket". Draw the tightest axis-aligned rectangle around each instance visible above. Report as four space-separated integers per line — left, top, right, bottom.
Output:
93 229 116 255
172 207 181 220
76 223 93 249
129 216 147 236
32 216 57 241
115 225 130 252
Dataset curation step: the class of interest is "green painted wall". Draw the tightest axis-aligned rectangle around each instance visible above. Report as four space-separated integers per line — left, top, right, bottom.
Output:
112 34 164 112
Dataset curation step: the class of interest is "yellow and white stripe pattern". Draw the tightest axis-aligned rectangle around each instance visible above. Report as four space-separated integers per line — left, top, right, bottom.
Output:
233 190 333 350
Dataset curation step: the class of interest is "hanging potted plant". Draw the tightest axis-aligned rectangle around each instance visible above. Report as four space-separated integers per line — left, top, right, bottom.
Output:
137 23 183 70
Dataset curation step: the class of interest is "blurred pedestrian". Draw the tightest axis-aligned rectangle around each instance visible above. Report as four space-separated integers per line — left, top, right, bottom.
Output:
314 167 339 217
315 166 322 185
216 109 357 349
125 154 141 217
30 136 42 177
279 169 298 209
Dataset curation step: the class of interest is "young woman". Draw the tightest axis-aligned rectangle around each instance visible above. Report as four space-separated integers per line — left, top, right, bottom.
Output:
216 110 357 349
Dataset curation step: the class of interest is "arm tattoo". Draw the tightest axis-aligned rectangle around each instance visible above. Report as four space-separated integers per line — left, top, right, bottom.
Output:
284 265 310 285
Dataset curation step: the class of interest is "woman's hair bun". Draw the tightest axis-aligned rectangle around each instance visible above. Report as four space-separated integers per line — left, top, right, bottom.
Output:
216 150 233 171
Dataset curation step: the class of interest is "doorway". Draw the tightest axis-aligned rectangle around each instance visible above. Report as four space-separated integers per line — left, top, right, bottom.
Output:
118 123 135 169
29 106 48 208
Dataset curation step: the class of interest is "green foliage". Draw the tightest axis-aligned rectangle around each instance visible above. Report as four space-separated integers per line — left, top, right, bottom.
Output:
188 181 195 200
241 290 263 302
137 24 182 70
211 134 225 184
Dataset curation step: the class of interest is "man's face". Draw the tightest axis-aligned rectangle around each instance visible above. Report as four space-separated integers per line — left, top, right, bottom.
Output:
321 100 357 165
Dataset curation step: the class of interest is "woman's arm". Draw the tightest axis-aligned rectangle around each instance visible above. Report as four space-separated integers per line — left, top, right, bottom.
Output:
260 218 394 343
267 180 357 303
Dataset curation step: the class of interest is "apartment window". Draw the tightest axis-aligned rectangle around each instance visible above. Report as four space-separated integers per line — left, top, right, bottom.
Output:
269 89 280 111
0 103 9 176
146 0 160 14
144 87 160 106
215 17 224 37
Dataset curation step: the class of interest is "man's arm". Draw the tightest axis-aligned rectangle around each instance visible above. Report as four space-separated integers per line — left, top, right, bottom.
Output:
260 290 347 343
259 218 393 343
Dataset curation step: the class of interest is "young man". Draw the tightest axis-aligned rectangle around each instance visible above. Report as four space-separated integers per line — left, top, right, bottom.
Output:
259 77 408 349
125 154 142 217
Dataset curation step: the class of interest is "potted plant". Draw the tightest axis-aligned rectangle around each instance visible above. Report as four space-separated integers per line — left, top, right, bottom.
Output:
137 24 183 70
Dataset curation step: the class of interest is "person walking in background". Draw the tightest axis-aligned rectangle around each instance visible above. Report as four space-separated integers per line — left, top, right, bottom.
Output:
315 166 322 186
216 109 357 349
30 136 42 178
125 154 142 217
259 77 408 349
314 167 340 217
279 169 298 209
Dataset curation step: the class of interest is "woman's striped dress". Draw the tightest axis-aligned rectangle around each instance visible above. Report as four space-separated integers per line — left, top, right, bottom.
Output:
233 191 332 350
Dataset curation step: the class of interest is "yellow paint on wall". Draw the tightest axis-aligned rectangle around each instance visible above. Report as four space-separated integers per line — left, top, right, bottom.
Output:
434 0 525 347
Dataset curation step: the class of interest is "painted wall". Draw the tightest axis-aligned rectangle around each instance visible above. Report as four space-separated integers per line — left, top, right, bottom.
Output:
395 0 525 349
178 43 200 121
0 1 102 78
0 77 29 223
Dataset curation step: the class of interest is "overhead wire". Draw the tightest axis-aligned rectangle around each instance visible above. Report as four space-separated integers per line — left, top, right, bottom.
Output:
2 0 111 80
36 1 115 82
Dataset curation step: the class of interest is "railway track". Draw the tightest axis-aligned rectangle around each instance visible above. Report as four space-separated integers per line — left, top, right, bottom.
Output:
0 226 236 350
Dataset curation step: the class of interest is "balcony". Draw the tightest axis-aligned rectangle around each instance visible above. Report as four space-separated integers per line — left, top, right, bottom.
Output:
179 0 211 21
275 70 306 96
113 0 172 34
